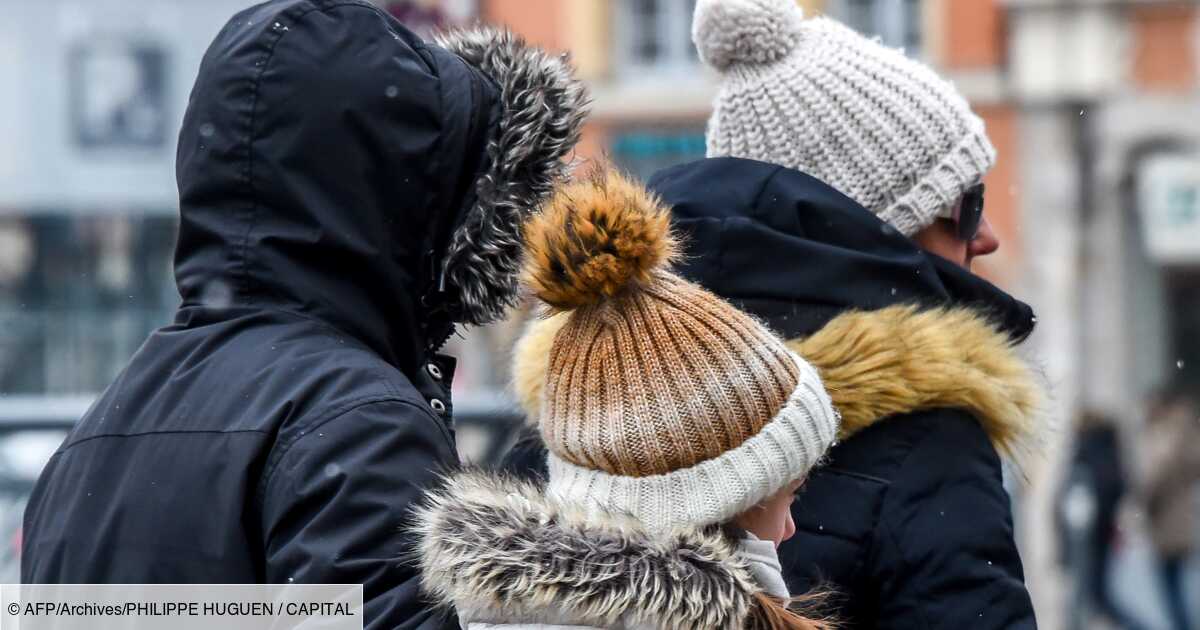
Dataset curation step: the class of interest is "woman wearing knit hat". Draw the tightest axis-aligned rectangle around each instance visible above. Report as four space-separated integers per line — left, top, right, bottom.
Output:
502 1 1047 628
414 168 841 630
684 0 1041 627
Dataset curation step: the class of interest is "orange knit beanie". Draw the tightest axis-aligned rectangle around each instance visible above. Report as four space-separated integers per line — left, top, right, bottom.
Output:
521 167 839 532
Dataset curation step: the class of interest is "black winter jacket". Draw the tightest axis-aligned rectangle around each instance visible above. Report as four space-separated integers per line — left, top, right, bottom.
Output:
503 158 1042 629
22 2 584 629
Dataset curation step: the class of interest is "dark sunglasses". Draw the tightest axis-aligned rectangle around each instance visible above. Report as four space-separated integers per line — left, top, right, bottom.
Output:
945 184 984 241
949 183 985 242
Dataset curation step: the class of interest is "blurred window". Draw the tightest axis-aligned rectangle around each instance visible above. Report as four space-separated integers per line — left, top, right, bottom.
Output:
69 39 168 150
1167 272 1200 390
827 0 923 55
0 213 177 395
614 0 700 78
610 127 707 181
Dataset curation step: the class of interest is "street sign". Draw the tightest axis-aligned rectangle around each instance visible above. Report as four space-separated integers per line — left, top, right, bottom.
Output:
1138 154 1200 264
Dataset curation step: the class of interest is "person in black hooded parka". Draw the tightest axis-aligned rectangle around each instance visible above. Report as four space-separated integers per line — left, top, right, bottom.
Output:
21 1 586 628
501 1 1045 628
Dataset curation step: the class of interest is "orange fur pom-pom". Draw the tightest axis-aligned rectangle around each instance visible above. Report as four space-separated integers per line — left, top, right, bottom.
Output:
523 168 676 310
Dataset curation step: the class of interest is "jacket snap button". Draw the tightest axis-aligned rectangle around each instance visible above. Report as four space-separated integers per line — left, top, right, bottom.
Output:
429 398 447 415
426 363 443 380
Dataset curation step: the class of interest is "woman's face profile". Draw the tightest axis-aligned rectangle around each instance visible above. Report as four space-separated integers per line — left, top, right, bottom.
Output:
734 478 804 546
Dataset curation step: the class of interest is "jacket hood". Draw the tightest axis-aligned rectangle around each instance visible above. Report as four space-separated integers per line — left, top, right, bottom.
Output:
434 27 590 326
512 158 1044 461
175 0 586 372
414 471 761 630
646 157 1036 342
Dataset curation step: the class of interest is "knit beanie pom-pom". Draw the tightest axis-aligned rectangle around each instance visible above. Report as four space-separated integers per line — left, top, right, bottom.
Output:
692 0 805 72
523 168 676 311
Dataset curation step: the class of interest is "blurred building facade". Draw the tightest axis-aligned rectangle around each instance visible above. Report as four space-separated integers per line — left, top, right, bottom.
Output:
998 2 1200 624
473 0 1199 419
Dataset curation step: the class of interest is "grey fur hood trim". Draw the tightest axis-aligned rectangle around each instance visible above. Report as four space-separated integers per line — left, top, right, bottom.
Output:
413 471 760 630
435 27 590 326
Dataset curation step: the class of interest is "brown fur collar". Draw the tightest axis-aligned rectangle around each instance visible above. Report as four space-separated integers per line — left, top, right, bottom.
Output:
414 472 759 630
513 304 1044 462
786 305 1043 460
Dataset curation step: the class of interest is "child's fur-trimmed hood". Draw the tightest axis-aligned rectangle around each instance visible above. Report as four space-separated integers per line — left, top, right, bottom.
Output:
414 472 762 630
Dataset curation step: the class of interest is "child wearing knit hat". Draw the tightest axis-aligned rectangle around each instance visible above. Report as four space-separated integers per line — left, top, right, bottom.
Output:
414 168 841 630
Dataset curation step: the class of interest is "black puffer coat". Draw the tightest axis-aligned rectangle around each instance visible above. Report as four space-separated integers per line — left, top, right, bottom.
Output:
22 2 585 628
503 157 1042 629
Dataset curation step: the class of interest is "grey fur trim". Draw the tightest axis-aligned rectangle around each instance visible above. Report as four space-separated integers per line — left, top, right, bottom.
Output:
435 27 590 326
413 472 759 630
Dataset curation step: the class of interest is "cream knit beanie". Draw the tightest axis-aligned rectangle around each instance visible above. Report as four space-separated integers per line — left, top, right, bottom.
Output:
520 167 839 533
694 0 996 236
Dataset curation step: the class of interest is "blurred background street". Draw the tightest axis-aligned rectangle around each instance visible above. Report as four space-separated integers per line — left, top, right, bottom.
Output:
0 1 1198 627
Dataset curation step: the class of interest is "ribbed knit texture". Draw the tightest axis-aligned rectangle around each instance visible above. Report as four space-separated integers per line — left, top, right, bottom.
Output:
694 0 996 236
542 272 805 476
